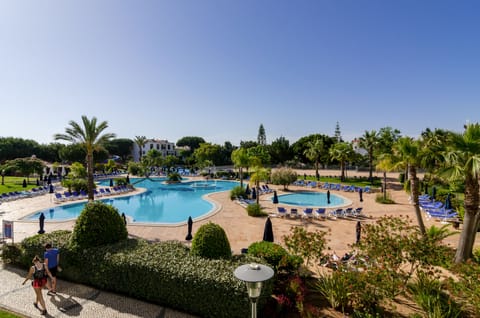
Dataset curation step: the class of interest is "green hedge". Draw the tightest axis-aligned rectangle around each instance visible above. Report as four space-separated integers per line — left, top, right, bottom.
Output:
2 231 274 318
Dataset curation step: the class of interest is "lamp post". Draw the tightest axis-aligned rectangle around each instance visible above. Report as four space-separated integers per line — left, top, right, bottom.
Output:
234 263 274 318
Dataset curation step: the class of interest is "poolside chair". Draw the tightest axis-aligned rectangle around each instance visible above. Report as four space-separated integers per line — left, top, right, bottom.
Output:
289 208 299 218
364 186 371 193
276 207 288 218
352 207 363 217
314 208 327 220
343 207 354 217
329 208 344 219
302 208 314 220
53 193 65 203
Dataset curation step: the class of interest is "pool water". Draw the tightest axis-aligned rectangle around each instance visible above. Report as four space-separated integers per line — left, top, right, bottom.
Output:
277 191 349 207
26 179 239 224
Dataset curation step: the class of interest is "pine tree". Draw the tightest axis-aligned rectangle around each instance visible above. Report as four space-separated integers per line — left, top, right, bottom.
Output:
334 121 342 142
257 124 267 145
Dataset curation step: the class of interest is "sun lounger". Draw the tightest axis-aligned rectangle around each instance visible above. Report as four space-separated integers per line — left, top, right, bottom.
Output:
290 208 299 218
276 207 288 218
303 208 314 220
314 208 327 220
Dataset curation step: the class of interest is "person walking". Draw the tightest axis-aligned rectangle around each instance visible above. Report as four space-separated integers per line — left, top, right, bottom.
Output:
44 243 60 295
22 255 52 315
356 221 362 244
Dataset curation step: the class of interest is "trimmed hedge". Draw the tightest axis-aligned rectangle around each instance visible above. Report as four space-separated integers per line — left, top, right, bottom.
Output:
2 231 273 318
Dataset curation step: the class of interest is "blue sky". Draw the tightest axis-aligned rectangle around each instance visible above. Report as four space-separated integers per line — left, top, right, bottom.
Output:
1 1 478 146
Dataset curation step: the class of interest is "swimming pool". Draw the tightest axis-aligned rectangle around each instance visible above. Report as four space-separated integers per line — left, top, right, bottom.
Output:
26 179 239 224
277 191 350 207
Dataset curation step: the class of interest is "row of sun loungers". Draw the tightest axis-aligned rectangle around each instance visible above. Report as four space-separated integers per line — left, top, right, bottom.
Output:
0 186 50 202
275 206 364 220
292 180 371 193
418 194 459 222
53 186 133 203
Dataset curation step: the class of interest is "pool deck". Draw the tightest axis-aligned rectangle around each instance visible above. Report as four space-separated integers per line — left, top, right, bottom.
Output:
1 170 479 317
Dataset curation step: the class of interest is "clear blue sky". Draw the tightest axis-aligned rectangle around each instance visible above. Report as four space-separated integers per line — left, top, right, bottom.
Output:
1 1 478 146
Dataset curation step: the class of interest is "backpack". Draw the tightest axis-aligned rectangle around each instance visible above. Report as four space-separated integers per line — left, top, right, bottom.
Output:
33 264 46 279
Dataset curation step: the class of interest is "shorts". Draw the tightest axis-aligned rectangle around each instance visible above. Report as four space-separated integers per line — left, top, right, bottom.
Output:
33 278 47 288
49 266 58 277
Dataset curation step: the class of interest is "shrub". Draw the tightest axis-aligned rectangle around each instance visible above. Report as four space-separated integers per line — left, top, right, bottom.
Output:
248 241 288 269
230 185 246 200
408 271 463 317
7 235 271 318
375 193 395 204
271 167 297 190
190 222 232 260
70 201 127 250
246 203 268 217
167 172 181 182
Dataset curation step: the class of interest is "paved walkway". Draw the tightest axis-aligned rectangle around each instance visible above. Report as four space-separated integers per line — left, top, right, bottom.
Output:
0 262 197 318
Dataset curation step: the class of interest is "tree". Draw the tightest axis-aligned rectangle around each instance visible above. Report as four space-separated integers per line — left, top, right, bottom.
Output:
231 148 250 188
291 134 334 165
54 116 116 201
193 143 222 167
103 138 134 162
359 130 379 183
176 136 206 156
443 123 480 263
143 149 164 174
392 137 426 236
133 136 147 161
246 145 271 166
334 121 342 142
329 142 354 181
5 157 44 182
269 136 293 164
250 166 270 204
257 124 267 146
271 167 297 190
304 138 323 179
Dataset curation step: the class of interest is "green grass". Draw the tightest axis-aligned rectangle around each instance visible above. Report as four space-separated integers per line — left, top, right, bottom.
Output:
0 309 23 318
0 176 39 195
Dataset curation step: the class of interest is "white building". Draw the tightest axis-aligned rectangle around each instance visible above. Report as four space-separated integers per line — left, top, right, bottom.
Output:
132 139 178 162
351 138 368 156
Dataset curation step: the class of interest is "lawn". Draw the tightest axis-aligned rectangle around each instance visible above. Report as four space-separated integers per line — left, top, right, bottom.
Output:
0 176 40 195
0 309 22 318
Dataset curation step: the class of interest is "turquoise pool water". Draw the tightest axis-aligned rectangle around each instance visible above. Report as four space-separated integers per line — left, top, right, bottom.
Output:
26 179 239 224
277 191 348 207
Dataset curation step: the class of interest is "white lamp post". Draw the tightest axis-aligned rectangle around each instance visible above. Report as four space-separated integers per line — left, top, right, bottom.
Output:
234 263 274 318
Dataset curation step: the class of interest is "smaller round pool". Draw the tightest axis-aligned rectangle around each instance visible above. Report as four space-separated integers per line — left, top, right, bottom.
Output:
277 191 349 207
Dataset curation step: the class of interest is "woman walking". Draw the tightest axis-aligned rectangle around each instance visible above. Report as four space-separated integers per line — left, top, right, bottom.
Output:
22 255 53 315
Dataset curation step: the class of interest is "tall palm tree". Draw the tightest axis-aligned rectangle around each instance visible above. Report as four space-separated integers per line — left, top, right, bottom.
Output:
329 142 354 182
304 138 323 180
443 123 480 263
250 166 270 205
231 148 250 188
392 137 426 236
359 130 379 184
54 116 115 201
134 136 147 161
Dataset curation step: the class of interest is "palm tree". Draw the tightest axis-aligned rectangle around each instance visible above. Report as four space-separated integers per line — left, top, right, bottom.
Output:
54 116 115 201
359 130 379 184
443 123 480 263
329 142 354 182
250 166 270 205
304 138 323 180
134 136 147 161
231 148 250 188
392 137 426 236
